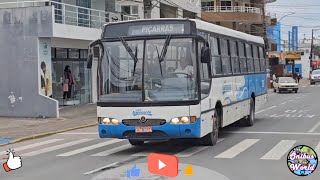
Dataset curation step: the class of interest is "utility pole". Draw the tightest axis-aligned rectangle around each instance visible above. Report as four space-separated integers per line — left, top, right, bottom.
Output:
143 0 152 19
310 29 314 72
261 1 268 52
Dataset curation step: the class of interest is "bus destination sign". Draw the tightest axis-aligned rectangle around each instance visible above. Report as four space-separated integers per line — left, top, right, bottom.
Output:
128 24 185 36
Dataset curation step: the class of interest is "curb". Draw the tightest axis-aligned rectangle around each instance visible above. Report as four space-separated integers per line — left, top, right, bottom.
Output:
0 122 98 147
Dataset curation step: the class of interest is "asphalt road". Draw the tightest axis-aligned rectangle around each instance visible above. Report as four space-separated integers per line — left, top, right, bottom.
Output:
1 84 320 180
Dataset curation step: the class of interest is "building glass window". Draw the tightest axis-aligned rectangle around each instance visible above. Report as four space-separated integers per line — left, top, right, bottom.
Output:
221 0 232 10
131 5 139 15
69 49 80 59
56 48 68 58
80 49 88 59
201 1 215 7
122 6 131 14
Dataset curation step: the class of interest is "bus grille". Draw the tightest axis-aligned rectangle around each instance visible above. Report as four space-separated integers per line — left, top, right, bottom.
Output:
123 131 168 138
122 119 166 126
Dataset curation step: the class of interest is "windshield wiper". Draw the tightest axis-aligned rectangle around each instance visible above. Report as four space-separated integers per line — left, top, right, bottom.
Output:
119 37 139 76
156 35 172 77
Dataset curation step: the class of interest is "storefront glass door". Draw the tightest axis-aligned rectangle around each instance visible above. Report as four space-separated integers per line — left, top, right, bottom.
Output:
52 48 91 106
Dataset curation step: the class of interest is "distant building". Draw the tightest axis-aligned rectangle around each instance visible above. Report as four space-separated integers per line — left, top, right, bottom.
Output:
115 0 201 19
201 0 276 37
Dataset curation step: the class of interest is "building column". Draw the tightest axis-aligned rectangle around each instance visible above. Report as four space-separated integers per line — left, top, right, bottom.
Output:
177 8 183 18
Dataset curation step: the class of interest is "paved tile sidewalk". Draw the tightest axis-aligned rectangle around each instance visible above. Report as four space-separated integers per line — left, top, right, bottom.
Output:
0 104 97 143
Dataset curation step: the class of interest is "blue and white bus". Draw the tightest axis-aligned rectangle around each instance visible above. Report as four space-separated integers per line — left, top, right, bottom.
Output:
87 19 267 146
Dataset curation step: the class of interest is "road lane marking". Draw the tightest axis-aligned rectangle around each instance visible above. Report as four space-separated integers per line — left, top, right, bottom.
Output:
0 139 64 156
308 120 320 133
225 131 320 136
215 139 259 158
315 143 320 161
84 162 120 175
260 140 296 160
255 106 277 114
131 149 155 157
91 144 132 156
280 102 286 105
58 132 98 135
175 139 224 158
21 139 93 157
57 139 125 157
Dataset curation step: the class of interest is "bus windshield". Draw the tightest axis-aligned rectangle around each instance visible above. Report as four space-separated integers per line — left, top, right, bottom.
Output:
99 37 198 103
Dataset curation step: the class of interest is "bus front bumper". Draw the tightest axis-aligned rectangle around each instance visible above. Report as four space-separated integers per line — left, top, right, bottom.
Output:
98 118 201 140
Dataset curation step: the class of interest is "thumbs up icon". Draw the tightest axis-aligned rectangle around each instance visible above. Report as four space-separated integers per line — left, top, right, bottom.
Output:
3 149 22 172
126 164 140 178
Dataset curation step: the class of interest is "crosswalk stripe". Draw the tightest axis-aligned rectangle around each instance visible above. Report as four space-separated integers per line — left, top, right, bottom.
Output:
215 139 259 158
91 144 132 157
315 143 320 161
175 139 224 158
175 147 209 157
260 140 296 160
21 139 93 157
0 139 64 156
57 139 125 157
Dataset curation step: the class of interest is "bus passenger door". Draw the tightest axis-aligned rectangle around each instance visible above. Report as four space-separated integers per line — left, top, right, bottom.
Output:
199 41 213 137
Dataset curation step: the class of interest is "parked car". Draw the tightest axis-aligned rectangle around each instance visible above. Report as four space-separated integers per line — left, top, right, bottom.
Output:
273 77 299 93
310 70 320 85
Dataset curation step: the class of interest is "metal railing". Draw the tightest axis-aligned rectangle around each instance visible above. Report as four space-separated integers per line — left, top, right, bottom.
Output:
202 6 262 14
0 0 139 28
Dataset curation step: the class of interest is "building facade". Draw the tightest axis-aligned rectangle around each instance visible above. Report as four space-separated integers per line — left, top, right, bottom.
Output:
115 0 201 19
0 0 202 117
201 0 276 37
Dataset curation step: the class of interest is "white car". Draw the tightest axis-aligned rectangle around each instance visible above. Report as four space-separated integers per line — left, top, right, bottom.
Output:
273 77 299 93
310 70 320 85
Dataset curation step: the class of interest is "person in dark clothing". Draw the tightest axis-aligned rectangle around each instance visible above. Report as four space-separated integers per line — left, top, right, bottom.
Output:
63 65 74 99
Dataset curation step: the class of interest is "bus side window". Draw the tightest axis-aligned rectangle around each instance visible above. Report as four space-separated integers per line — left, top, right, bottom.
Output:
238 42 248 74
199 42 210 96
230 40 240 74
253 45 260 73
246 43 254 73
220 38 232 75
259 46 266 72
210 36 222 76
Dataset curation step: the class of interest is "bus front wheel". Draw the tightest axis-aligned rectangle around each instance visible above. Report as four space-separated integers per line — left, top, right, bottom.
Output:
200 109 220 146
129 139 144 146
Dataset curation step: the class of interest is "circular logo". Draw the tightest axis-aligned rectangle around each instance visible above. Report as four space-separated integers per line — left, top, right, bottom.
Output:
287 145 318 176
140 116 147 123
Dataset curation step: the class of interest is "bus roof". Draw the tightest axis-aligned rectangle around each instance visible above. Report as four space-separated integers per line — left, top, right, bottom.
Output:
190 19 265 44
104 18 264 44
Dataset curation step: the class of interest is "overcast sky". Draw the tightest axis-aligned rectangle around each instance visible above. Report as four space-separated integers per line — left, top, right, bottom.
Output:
267 0 320 41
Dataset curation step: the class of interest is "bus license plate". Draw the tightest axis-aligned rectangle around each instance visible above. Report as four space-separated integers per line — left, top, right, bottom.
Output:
135 126 152 133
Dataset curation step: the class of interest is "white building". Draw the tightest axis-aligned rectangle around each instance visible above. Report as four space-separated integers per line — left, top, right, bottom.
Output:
298 39 320 78
0 0 202 117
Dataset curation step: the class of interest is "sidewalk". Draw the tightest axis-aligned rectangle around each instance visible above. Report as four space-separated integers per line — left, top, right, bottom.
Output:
0 104 97 145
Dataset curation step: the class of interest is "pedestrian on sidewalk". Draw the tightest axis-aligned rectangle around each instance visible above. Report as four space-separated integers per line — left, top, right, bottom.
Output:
63 65 74 100
297 73 301 83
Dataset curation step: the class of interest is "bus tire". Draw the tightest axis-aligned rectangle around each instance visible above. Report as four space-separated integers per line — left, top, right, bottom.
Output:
200 109 219 146
129 139 144 146
242 98 255 126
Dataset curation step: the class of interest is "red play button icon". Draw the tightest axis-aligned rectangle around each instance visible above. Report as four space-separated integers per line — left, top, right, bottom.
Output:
148 153 178 177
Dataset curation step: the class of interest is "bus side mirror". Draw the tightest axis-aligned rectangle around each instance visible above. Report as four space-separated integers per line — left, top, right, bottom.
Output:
87 53 93 69
201 46 210 63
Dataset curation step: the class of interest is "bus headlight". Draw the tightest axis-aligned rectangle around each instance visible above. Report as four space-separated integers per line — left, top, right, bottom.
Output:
98 117 119 125
170 118 180 124
181 117 189 124
170 116 197 124
111 119 119 125
103 118 111 124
